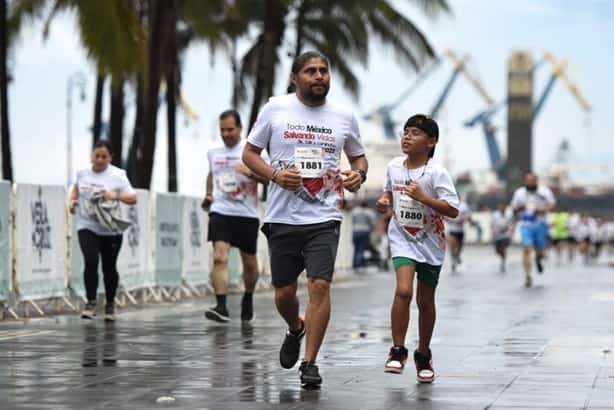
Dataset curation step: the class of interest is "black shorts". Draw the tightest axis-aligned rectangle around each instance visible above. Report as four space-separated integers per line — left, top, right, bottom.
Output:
261 220 341 288
494 238 510 253
207 212 259 254
450 231 465 243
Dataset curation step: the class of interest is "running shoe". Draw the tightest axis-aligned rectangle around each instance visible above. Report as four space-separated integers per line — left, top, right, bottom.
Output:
279 320 305 369
205 305 230 323
414 349 435 383
299 360 322 387
81 301 96 319
384 346 409 374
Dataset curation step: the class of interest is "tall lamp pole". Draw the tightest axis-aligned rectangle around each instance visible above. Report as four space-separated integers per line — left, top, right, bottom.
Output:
66 71 86 186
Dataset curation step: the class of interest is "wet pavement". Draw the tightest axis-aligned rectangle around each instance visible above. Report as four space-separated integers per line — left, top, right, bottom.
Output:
1 246 614 410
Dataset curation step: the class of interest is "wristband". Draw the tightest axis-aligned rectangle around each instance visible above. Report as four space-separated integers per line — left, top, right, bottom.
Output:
271 169 279 183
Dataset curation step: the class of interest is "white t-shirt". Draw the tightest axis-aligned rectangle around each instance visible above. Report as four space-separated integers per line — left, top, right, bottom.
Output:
510 186 555 225
446 201 471 233
247 94 365 225
577 217 596 241
384 157 459 266
491 209 513 241
567 212 581 239
75 165 135 235
352 206 377 233
207 140 262 219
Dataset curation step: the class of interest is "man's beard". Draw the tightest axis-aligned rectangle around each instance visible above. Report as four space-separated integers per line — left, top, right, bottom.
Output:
301 83 329 104
526 185 537 192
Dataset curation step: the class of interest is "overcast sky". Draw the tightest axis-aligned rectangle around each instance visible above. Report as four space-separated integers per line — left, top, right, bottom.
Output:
7 0 613 196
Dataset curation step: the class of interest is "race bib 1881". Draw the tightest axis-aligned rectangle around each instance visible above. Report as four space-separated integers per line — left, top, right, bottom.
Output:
295 147 324 178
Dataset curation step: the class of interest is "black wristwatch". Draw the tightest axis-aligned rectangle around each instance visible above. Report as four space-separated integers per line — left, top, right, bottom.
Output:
356 169 367 183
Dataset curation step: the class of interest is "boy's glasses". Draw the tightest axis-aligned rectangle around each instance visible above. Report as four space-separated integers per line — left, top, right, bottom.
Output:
399 128 425 139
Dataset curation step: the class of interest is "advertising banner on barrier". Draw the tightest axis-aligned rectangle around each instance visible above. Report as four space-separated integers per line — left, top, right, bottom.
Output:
0 181 11 301
15 184 66 300
118 189 153 291
155 193 184 288
182 197 209 287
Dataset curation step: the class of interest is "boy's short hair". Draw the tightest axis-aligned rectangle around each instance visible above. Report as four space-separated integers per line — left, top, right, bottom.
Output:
404 114 439 158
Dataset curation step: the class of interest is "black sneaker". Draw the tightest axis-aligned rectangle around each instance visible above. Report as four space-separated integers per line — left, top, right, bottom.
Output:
241 296 254 323
414 349 435 383
536 255 544 274
205 305 230 323
279 320 305 369
81 301 96 319
104 304 116 322
384 346 409 374
299 360 322 387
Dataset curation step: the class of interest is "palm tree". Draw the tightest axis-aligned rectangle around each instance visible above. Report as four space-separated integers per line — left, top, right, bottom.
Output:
9 0 144 174
246 0 288 130
0 0 13 181
91 72 105 146
149 0 251 191
240 0 450 130
109 75 124 167
164 0 178 192
136 0 161 188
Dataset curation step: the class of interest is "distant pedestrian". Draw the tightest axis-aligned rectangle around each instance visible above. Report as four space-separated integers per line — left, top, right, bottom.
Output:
351 200 377 268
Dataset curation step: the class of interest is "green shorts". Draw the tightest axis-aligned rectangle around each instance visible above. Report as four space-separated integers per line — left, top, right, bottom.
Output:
392 257 442 289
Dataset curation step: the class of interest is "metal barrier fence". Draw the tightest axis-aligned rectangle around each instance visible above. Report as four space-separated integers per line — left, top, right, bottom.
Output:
0 183 357 320
0 181 515 320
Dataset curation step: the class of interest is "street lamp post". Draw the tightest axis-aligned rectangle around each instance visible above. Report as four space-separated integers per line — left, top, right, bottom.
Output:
66 71 86 187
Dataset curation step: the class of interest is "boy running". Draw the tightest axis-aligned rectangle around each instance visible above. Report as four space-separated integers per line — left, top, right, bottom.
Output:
376 114 459 383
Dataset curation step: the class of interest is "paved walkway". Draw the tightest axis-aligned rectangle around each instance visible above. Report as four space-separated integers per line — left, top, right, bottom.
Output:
1 246 614 409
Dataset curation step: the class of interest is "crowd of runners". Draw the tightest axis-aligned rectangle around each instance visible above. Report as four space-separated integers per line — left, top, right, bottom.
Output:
69 51 612 391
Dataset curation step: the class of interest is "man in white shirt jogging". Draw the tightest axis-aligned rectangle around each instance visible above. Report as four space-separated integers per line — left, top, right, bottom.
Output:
511 172 556 287
242 51 368 388
203 110 268 323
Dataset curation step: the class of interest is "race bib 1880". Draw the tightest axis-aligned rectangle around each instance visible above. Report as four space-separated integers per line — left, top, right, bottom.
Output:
396 194 425 230
295 147 324 178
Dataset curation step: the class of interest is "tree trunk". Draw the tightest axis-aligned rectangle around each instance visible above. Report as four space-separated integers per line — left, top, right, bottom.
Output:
287 0 307 94
109 76 124 167
230 38 240 108
92 72 105 147
136 0 169 189
0 0 13 181
248 0 287 131
165 0 178 193
126 75 144 180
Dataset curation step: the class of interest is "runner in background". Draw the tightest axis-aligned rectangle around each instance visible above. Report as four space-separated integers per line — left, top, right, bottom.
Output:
511 172 556 288
491 202 513 273
69 140 137 322
549 206 569 265
566 210 581 263
203 110 268 324
446 197 471 272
